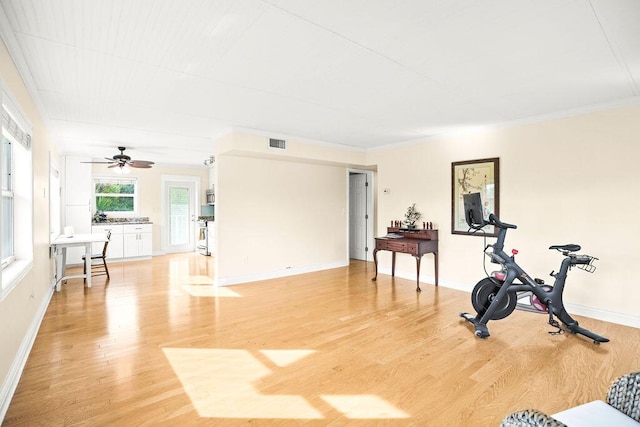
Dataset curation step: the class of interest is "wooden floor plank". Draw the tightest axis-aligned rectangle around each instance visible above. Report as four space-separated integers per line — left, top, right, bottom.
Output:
4 253 640 426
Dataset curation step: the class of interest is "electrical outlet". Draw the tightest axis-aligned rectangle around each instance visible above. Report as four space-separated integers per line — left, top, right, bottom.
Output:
383 188 391 194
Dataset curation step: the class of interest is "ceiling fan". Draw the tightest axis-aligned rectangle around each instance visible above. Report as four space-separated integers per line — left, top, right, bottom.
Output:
83 146 155 170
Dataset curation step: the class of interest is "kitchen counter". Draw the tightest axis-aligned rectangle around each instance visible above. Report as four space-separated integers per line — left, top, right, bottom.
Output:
93 221 153 225
92 217 153 225
91 221 153 259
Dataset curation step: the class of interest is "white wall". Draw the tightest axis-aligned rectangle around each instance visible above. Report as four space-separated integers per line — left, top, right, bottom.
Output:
212 131 370 285
0 37 58 418
216 154 348 284
368 105 640 326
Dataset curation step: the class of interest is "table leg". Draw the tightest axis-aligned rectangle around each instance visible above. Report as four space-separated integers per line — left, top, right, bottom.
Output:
55 247 64 292
415 255 422 292
434 252 439 286
391 252 396 276
372 248 379 281
85 242 92 288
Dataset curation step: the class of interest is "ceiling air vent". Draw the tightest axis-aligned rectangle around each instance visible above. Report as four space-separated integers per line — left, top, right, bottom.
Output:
269 138 286 149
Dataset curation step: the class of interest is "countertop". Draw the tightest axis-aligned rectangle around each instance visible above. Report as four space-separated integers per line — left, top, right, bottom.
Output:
92 217 153 225
93 221 153 225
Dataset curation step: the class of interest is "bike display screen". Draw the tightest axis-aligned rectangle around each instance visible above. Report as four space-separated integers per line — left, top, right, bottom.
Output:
463 192 485 227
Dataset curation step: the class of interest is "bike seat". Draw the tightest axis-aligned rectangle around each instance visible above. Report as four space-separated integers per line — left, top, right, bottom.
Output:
549 244 581 252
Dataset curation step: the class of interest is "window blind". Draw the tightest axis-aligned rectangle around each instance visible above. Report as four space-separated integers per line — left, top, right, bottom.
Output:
94 177 137 185
1 106 31 150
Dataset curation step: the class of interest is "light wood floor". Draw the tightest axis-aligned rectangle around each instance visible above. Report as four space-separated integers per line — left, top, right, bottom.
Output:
4 253 640 426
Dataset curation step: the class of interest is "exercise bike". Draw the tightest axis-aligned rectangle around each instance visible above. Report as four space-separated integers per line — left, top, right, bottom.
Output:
459 193 609 344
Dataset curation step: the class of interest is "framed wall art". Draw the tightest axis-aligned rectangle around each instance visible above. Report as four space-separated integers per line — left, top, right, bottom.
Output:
451 157 500 236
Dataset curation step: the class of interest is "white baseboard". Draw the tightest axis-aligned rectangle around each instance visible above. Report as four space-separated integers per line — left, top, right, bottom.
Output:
0 283 54 423
377 269 640 328
564 303 640 329
375 267 437 289
216 260 350 287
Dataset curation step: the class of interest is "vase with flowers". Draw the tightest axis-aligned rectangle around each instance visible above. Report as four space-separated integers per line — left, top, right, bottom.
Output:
403 203 421 229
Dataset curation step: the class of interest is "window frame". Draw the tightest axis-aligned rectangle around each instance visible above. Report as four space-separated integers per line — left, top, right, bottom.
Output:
1 79 34 301
1 134 15 268
93 176 139 217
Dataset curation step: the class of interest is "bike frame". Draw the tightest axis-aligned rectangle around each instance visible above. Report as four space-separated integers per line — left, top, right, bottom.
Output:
480 225 588 329
461 214 608 343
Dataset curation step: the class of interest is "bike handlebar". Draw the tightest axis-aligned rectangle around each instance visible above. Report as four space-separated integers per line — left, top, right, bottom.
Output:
488 213 517 229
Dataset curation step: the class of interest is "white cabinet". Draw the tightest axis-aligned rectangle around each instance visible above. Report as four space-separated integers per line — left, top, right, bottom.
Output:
64 205 92 264
65 155 92 206
91 225 124 259
208 222 215 255
92 223 152 260
63 155 92 265
123 224 152 258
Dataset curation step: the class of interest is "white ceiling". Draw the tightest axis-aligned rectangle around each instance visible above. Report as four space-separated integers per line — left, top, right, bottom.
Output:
1 0 639 166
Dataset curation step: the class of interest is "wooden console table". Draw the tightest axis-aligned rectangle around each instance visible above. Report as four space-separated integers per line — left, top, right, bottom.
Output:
372 228 438 292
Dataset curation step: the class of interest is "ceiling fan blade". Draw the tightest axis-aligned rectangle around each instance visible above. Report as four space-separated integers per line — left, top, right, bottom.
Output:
88 148 154 170
129 160 154 166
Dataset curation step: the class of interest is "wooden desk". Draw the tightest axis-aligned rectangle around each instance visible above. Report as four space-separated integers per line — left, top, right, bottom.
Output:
51 233 108 291
372 228 438 292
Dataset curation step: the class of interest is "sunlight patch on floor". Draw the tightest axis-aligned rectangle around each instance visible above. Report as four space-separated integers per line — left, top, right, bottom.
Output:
259 349 315 367
163 348 323 419
163 347 411 420
320 394 410 419
181 285 241 297
183 275 215 285
106 295 139 334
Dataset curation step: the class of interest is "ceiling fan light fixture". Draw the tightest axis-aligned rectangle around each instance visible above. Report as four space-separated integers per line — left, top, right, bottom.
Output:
113 164 131 174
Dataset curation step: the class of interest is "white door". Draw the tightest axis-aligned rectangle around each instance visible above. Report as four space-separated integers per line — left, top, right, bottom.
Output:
349 173 367 260
165 181 196 253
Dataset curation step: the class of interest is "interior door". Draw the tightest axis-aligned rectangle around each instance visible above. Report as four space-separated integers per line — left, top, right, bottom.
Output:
349 173 367 260
165 181 196 253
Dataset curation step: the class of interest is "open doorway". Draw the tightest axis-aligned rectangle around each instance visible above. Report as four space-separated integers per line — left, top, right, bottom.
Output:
348 170 374 261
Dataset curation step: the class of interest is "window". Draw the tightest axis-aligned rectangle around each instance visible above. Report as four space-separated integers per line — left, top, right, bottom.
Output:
168 186 189 246
94 177 138 215
1 135 13 266
1 81 33 300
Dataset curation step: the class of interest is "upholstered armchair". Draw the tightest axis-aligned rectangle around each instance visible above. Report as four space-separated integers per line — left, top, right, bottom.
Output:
606 371 640 421
500 371 640 426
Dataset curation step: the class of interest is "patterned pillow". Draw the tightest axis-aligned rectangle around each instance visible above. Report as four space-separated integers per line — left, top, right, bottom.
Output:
500 408 567 427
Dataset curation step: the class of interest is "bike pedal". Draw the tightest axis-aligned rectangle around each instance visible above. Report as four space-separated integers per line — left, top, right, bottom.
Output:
547 318 563 335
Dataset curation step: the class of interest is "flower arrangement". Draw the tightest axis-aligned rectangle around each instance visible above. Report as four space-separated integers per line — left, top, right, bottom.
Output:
404 203 421 227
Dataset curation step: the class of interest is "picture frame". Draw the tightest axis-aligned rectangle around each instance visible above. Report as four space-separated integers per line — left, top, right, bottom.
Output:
451 157 500 236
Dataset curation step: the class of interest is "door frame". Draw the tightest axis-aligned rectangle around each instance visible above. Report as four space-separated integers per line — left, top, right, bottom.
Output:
160 174 201 254
346 169 374 262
